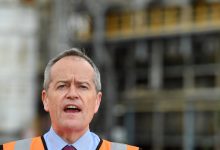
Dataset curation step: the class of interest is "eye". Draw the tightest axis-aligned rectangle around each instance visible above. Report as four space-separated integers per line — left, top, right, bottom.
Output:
57 83 67 89
79 84 88 89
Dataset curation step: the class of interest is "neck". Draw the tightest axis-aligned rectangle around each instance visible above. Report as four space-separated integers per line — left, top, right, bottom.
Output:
53 126 89 144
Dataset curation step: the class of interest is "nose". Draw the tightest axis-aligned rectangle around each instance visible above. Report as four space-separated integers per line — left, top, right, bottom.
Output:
66 84 79 100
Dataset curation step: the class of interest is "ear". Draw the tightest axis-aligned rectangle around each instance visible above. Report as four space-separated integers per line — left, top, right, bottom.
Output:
94 91 102 113
42 90 49 112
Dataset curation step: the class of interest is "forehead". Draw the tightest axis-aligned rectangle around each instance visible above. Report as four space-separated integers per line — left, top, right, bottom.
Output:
50 56 95 81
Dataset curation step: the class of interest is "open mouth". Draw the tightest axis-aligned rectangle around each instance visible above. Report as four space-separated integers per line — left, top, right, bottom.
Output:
64 105 81 113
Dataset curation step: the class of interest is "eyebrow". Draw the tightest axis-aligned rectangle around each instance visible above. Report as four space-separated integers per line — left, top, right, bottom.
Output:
75 80 90 86
56 80 69 83
55 79 91 85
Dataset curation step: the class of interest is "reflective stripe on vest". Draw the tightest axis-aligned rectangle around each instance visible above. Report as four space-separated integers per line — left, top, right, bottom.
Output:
14 138 31 150
100 139 139 150
111 142 126 150
3 137 45 150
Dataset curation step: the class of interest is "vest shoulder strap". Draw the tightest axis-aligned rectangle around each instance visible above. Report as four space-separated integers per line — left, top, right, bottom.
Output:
2 136 45 150
99 139 139 150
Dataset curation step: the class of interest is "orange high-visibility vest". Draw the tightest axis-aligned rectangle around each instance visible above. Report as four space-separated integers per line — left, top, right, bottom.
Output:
0 136 140 150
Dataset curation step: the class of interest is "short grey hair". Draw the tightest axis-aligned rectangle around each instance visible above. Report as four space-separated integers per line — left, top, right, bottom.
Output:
43 48 101 92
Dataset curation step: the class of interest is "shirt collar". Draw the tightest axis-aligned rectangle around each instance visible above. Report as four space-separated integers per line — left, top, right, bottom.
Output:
73 129 93 150
46 127 93 150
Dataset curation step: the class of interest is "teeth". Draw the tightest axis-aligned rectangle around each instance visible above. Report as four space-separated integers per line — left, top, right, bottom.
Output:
67 105 77 109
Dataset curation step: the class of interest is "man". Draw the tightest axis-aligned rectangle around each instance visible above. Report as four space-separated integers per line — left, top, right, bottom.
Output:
1 48 140 150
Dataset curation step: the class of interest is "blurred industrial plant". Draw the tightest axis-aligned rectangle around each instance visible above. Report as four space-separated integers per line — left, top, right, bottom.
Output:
1 0 220 149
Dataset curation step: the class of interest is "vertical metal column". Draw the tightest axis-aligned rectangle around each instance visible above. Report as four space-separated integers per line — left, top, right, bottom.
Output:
150 40 164 150
49 0 71 56
181 35 195 150
180 1 193 28
183 102 195 150
125 108 136 144
87 1 117 139
180 36 194 89
149 40 163 90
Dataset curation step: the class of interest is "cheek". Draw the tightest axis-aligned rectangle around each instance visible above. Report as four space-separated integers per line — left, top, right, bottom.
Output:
85 98 96 111
90 97 100 113
47 95 61 112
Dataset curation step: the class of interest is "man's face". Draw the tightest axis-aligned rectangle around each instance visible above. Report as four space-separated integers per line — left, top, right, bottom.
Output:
42 56 102 134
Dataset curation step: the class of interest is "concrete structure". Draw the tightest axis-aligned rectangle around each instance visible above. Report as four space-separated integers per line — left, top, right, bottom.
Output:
0 1 38 142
